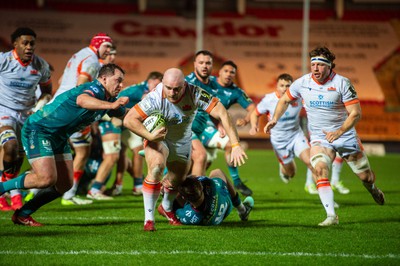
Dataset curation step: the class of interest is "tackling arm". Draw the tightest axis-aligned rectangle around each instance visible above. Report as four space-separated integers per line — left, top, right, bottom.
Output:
236 103 256 127
76 94 129 111
248 108 260 135
209 102 248 166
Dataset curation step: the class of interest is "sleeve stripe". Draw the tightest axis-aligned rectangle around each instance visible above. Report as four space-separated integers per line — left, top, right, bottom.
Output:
205 97 219 114
344 99 359 106
134 104 148 119
286 90 296 100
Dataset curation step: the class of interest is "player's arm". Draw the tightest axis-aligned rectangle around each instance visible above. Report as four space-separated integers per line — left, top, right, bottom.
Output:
264 93 291 133
323 102 362 143
77 74 91 86
77 93 129 111
248 108 261 135
122 105 166 142
209 102 248 167
236 103 256 127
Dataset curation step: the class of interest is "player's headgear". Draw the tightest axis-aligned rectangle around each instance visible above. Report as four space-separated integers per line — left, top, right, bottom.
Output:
310 56 332 67
11 27 36 43
90 33 113 51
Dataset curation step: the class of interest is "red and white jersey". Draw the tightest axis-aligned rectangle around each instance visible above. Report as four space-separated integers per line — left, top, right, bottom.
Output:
134 82 219 144
256 91 303 143
0 50 51 111
287 71 359 141
54 46 100 98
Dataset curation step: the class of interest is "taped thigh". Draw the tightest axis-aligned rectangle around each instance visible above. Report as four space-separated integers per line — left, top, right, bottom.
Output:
0 129 17 145
102 139 122 154
347 153 371 174
310 153 332 170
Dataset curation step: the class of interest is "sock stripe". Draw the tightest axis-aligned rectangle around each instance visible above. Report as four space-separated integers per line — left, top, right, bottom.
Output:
316 178 331 189
143 179 161 193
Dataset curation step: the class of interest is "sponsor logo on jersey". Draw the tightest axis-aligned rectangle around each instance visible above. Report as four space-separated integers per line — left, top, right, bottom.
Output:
310 95 335 108
182 104 192 111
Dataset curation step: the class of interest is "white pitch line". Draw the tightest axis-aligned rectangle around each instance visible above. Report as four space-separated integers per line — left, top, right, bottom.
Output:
0 250 399 259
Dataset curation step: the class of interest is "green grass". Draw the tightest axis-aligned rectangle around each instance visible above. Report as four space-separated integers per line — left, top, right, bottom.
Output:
0 150 399 265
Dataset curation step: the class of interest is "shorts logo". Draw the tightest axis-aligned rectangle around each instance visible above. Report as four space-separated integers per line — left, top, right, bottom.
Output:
42 139 52 151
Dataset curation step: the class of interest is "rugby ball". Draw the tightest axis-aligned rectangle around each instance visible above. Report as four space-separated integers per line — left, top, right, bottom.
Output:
143 113 166 132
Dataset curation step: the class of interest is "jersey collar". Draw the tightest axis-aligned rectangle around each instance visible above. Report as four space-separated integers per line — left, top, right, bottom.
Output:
12 49 32 67
312 71 336 85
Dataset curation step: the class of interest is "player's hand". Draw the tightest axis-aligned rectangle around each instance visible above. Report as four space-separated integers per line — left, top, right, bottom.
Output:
264 119 277 134
161 176 173 190
323 129 343 143
230 145 248 167
249 126 258 136
218 125 226 138
149 127 167 142
112 97 129 109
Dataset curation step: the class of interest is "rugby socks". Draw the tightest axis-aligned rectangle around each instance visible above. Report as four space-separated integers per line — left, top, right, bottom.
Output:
18 186 62 218
0 172 27 194
316 178 335 216
9 189 21 197
331 157 344 185
161 187 177 212
142 179 161 222
228 165 241 186
89 181 103 195
63 170 84 199
133 176 143 190
231 192 246 214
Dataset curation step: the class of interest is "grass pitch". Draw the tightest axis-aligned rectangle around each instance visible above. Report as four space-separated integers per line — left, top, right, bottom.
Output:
0 149 399 265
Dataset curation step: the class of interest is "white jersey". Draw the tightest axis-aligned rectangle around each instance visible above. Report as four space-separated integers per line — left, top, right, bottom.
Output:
134 82 219 145
287 71 359 141
256 91 303 144
54 47 100 98
0 50 51 111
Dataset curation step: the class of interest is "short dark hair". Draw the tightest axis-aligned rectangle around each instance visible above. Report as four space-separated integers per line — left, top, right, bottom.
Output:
98 63 125 77
221 60 237 70
277 73 293 83
309 46 336 69
11 27 36 43
178 176 203 203
146 71 163 81
195 50 213 60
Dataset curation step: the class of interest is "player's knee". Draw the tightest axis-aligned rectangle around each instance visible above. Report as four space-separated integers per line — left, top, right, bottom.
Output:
0 129 18 157
347 154 371 175
310 153 331 171
37 173 57 188
192 149 207 163
103 153 120 165
150 164 165 179
102 140 122 155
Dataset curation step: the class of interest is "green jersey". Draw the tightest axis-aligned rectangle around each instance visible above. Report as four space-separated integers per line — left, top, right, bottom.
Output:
118 81 148 108
185 72 219 136
210 76 253 110
22 79 125 159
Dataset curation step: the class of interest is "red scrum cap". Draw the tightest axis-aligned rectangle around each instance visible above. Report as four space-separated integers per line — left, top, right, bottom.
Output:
90 33 113 51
